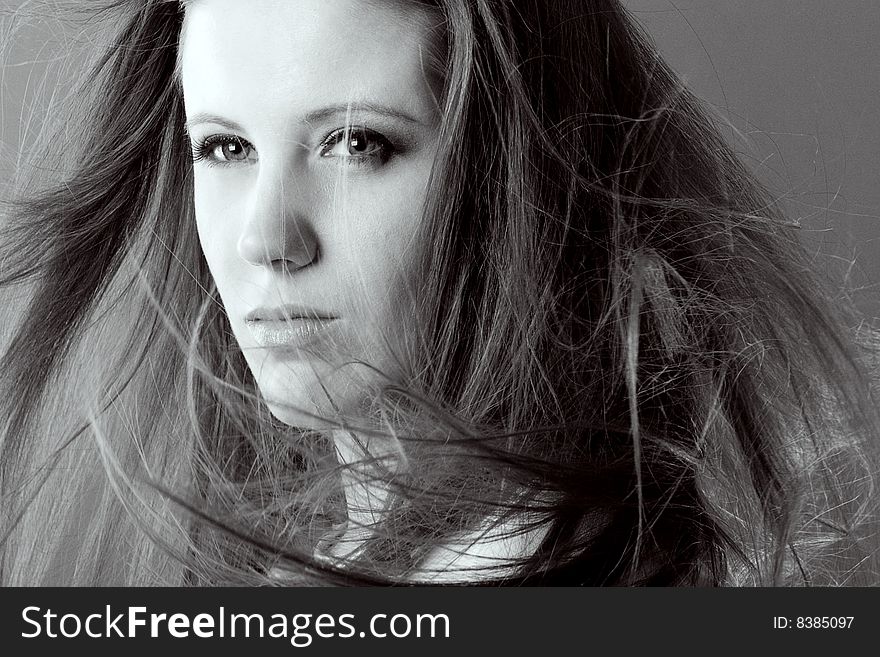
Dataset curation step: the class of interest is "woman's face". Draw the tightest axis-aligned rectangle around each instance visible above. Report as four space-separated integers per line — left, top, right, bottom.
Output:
180 0 442 427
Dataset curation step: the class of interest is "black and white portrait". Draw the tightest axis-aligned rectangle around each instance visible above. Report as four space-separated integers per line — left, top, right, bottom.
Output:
1 0 878 588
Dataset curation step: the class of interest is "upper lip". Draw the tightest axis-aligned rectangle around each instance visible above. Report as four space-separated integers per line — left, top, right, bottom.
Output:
245 304 337 322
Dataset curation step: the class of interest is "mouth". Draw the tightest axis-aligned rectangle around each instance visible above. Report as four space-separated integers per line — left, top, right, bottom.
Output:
245 304 336 322
244 316 338 350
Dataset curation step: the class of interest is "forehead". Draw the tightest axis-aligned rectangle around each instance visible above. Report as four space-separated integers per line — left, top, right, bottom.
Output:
179 0 443 123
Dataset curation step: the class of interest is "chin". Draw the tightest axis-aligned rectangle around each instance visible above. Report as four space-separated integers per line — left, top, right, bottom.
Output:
255 371 366 430
256 379 333 429
263 401 327 429
243 348 382 430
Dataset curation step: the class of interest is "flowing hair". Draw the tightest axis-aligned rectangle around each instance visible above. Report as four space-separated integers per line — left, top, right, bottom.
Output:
1 0 878 585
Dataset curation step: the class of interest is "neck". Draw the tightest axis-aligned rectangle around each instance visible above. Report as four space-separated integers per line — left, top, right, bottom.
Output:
326 429 550 579
331 428 396 532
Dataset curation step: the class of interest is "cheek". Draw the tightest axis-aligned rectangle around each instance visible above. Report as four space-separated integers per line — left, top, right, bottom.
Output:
332 188 425 376
337 187 423 303
338 157 433 281
192 176 244 287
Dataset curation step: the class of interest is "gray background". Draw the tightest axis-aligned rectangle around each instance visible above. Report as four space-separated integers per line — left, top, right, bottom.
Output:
2 0 878 317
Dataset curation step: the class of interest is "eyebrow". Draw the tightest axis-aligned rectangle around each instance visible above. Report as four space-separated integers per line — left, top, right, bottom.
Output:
185 103 429 134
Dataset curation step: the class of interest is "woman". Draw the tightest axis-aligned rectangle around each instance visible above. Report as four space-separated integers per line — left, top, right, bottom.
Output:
1 0 878 585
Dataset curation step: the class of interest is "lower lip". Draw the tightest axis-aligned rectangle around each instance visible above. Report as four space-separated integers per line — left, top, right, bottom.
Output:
245 318 337 351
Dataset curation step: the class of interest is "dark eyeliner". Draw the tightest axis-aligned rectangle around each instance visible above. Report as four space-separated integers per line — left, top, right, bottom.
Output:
318 126 396 163
190 134 255 166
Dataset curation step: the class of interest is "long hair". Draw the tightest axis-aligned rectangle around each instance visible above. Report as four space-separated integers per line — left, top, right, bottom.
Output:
1 0 878 585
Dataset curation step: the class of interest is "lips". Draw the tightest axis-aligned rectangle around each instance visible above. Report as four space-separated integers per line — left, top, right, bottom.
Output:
245 304 336 322
243 305 338 352
245 317 337 350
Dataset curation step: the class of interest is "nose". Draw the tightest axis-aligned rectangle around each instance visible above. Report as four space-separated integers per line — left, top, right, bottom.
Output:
237 167 319 271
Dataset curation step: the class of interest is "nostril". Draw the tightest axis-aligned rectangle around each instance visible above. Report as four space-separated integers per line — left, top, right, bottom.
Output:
237 217 320 269
273 243 319 274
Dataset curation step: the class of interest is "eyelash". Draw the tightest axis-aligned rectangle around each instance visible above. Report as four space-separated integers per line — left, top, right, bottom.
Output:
190 126 396 168
320 127 394 164
191 135 255 167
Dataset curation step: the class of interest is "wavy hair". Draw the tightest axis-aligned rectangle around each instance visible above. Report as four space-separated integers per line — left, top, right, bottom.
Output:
1 0 878 585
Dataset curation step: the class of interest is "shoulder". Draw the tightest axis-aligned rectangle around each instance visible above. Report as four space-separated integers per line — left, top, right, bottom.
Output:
413 516 549 584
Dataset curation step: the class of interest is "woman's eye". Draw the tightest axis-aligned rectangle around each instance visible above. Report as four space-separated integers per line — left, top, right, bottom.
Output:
319 127 393 165
192 135 258 166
